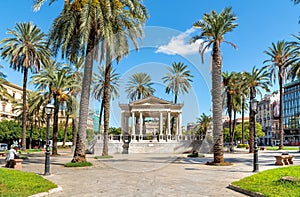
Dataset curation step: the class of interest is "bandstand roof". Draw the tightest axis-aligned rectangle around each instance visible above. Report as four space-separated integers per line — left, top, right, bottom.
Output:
119 95 183 112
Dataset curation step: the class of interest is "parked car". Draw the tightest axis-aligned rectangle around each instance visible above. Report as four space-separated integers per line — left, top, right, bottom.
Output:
0 143 8 151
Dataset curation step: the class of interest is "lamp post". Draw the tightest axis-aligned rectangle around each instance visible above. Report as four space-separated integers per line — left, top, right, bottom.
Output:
251 99 259 172
44 103 54 175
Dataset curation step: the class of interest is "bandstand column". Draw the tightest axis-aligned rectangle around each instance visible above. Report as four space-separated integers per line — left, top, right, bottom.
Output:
121 111 125 135
176 116 179 135
159 112 163 135
139 112 143 136
167 111 171 135
179 112 182 135
131 112 135 136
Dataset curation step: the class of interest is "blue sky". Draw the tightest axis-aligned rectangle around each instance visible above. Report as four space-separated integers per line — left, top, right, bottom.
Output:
0 0 300 127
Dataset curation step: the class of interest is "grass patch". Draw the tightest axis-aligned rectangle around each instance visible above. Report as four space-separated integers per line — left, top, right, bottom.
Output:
64 161 93 167
232 166 300 197
187 153 205 158
0 168 57 197
19 155 29 160
94 155 113 159
206 161 233 166
266 146 299 151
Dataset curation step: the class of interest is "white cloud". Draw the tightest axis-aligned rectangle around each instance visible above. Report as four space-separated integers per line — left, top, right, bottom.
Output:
155 28 203 56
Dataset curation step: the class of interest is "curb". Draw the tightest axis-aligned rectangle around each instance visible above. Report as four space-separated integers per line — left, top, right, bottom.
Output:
28 186 63 197
227 184 264 197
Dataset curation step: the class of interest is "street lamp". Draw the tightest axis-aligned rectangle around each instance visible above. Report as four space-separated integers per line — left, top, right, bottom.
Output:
251 99 259 172
44 103 54 175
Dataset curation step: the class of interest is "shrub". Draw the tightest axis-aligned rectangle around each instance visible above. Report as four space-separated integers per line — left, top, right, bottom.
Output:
237 144 249 148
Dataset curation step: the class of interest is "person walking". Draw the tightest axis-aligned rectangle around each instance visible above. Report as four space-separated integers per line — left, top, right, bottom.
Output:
5 146 19 168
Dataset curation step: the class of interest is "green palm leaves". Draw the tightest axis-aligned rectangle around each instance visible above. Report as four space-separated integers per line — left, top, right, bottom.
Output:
0 22 50 150
192 7 238 64
126 72 154 101
162 62 193 104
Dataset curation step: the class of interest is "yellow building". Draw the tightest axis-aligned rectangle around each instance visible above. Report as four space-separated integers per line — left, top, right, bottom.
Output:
0 82 23 121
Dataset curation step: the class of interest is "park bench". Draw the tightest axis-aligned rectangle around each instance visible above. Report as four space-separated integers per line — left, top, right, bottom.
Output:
0 152 6 157
6 159 23 169
274 154 294 166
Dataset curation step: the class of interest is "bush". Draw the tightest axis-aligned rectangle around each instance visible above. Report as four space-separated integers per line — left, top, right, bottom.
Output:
237 144 249 148
64 161 93 167
94 155 113 159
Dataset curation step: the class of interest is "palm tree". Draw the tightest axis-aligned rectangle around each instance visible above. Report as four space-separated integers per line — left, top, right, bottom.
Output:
162 62 193 104
92 65 120 134
197 113 211 139
48 0 148 160
244 66 271 153
126 72 154 101
163 62 193 134
32 60 79 155
191 7 238 163
264 40 298 149
0 65 11 101
0 22 51 150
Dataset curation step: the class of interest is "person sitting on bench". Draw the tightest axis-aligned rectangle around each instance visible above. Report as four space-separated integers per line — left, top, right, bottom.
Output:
5 146 19 168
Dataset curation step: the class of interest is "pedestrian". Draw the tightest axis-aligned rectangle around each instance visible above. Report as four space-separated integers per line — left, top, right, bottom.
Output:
5 146 19 168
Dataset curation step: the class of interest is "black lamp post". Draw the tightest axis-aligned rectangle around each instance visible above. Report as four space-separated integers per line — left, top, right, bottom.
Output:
44 103 54 176
251 99 259 172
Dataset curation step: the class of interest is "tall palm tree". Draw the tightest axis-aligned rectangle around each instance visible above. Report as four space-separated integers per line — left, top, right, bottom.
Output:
163 62 193 134
0 65 11 101
244 66 271 153
0 22 51 150
126 72 154 101
264 40 298 149
191 7 238 163
289 33 300 80
48 0 148 160
92 65 120 134
162 62 193 104
222 71 240 152
32 60 79 155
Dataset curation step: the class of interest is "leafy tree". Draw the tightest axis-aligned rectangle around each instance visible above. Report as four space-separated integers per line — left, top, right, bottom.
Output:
126 72 154 101
191 7 238 163
0 120 22 143
264 40 298 149
0 22 51 150
108 127 121 135
233 122 264 142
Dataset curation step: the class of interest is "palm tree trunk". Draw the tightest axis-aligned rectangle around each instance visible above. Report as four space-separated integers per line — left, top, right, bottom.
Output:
72 32 95 162
171 94 178 135
72 117 77 146
212 41 224 163
63 114 70 146
29 121 33 149
102 63 112 156
241 96 245 144
230 110 237 152
97 98 104 134
21 68 28 151
52 95 59 155
279 71 284 150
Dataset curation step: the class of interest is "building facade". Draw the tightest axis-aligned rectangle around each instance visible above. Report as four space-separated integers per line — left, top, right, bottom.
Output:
283 80 300 145
257 92 280 146
0 82 23 121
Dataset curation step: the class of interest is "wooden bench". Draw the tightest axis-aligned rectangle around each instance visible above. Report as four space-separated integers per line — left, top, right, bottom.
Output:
274 155 294 166
6 159 23 169
0 152 6 157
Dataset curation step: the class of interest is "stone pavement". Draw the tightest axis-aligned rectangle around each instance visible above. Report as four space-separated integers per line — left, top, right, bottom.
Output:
1 148 299 197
